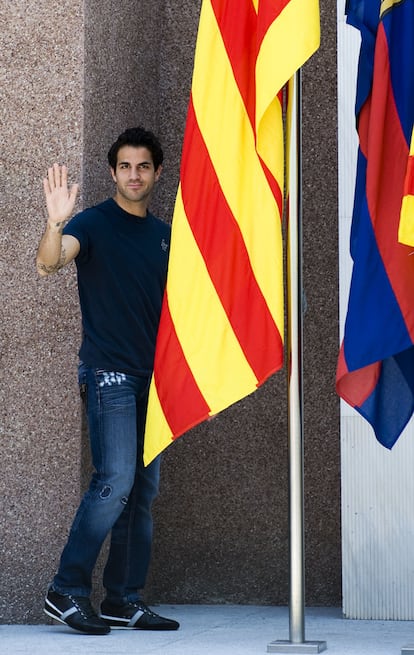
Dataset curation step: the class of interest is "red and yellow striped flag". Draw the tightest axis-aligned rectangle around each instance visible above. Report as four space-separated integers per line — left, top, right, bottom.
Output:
144 0 320 465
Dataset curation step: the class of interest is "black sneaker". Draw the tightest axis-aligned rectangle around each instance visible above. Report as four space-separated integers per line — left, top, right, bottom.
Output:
44 588 110 635
100 600 180 630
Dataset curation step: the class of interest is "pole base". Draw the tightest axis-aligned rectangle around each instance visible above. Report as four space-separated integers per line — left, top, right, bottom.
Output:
267 640 327 654
401 646 414 654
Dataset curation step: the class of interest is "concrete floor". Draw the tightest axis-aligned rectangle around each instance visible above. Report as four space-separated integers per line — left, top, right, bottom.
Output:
2 606 414 655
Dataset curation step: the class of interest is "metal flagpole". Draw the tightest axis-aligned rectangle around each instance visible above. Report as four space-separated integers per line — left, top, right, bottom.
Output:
267 70 327 654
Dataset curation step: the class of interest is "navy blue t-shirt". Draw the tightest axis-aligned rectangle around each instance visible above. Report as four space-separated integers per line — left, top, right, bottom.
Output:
63 198 171 376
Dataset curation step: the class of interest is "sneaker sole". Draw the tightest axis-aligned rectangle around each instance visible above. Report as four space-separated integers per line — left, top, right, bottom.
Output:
100 613 137 628
44 601 110 635
100 612 179 630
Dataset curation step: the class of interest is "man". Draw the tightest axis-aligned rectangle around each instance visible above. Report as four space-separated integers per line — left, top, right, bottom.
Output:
36 127 179 635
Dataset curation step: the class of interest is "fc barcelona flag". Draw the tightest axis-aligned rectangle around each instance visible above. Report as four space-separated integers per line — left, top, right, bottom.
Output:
336 0 414 448
144 0 320 465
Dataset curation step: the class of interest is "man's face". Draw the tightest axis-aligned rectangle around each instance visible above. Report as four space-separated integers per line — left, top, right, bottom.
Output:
110 145 161 208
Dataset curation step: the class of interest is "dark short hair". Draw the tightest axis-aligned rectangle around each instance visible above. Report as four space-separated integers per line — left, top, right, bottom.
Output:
107 127 164 171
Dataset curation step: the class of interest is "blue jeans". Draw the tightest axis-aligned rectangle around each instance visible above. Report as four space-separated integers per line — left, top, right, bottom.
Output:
52 364 161 602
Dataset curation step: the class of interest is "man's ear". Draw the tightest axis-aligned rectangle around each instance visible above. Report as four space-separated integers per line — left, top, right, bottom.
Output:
155 165 163 182
110 167 117 183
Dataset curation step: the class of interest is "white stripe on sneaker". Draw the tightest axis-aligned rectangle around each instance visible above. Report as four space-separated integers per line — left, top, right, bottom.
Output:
61 607 78 621
128 609 144 627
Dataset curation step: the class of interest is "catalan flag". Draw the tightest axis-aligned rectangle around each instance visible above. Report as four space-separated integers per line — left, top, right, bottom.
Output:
144 0 320 465
336 0 414 448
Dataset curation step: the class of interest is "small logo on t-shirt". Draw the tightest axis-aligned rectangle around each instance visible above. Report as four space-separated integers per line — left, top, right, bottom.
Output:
161 238 169 252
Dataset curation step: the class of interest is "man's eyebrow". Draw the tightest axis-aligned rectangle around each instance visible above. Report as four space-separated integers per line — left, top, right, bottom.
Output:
118 160 152 166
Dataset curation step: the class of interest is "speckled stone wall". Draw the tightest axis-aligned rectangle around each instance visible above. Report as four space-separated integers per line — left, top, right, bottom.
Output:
301 1 340 603
0 0 340 624
0 1 84 624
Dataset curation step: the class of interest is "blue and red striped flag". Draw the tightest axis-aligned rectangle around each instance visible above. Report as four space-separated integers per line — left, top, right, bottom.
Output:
144 0 320 465
336 0 414 448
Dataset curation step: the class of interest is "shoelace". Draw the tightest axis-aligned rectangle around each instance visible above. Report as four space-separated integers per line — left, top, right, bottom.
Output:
70 595 98 619
130 602 158 618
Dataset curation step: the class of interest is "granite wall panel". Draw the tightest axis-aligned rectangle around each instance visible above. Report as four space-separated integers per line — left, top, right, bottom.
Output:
0 1 84 623
0 0 340 624
302 0 340 604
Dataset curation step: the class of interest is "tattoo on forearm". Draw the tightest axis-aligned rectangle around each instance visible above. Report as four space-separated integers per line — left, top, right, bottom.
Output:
37 262 59 274
60 246 67 267
37 246 67 275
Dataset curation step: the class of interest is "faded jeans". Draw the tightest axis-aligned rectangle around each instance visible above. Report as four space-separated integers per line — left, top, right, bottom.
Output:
52 363 161 602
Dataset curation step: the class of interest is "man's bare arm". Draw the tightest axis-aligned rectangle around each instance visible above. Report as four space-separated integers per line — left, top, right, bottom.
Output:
36 231 80 277
36 164 80 277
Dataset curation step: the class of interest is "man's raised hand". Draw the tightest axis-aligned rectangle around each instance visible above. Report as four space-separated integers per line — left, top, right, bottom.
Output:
43 163 79 228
